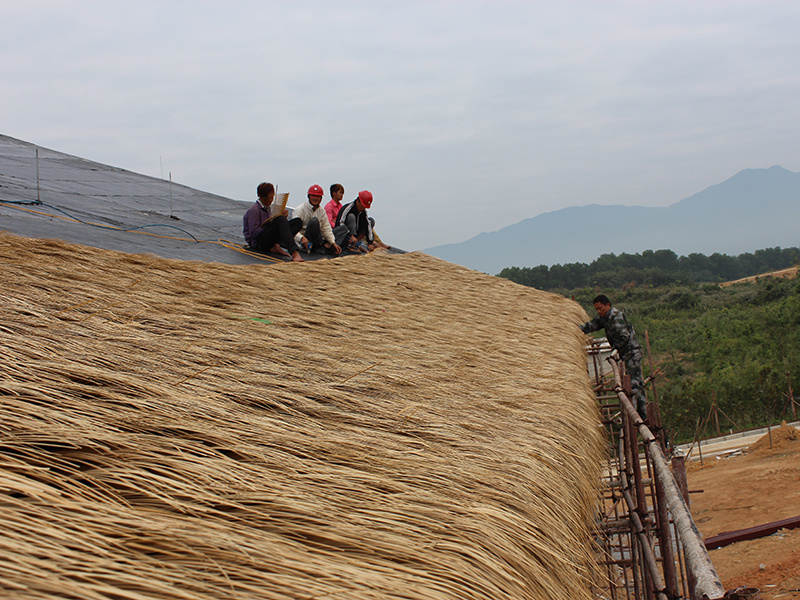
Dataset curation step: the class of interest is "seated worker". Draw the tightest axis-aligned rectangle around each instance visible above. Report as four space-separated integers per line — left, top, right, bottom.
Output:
292 184 344 255
579 294 647 420
243 182 304 262
334 190 390 252
324 183 345 228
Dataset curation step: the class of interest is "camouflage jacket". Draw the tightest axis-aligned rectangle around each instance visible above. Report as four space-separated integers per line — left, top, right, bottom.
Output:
580 307 641 359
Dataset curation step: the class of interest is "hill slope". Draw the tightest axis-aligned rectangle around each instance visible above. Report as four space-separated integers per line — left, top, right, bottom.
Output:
425 166 800 274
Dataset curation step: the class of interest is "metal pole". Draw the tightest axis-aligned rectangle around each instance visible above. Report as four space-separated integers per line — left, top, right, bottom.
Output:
622 421 643 600
621 433 643 600
628 417 654 600
671 454 689 509
674 528 692 600
672 453 697 599
653 454 679 598
619 430 668 600
36 147 41 204
593 344 602 386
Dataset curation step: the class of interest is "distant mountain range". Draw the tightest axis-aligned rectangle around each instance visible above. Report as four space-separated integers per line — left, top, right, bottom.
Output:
424 166 800 274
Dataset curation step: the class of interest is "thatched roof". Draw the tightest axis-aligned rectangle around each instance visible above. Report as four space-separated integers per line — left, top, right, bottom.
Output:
0 232 602 600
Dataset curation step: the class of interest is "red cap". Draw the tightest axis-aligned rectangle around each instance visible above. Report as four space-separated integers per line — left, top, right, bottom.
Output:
357 190 373 208
307 184 324 197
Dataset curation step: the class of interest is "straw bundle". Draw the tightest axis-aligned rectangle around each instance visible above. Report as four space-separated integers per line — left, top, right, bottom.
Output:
0 231 603 600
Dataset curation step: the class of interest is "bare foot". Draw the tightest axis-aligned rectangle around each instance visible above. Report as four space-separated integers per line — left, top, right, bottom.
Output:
290 251 304 262
269 243 290 257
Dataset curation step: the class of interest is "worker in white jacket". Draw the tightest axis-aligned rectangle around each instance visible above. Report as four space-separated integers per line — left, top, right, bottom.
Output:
292 184 345 255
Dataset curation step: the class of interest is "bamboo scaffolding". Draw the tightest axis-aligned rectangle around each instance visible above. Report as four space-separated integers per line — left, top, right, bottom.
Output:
607 358 725 600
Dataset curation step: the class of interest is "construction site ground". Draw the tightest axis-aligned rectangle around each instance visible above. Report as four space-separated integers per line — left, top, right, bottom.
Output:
686 422 800 599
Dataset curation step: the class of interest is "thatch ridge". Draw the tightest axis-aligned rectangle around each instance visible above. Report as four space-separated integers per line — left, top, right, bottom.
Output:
1 232 602 599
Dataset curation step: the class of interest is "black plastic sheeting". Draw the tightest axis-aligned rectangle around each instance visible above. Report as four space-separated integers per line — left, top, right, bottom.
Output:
1 134 395 265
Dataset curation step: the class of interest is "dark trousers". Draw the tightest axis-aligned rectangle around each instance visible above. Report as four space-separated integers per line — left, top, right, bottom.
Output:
304 217 325 247
254 216 302 254
301 217 345 250
302 216 350 250
341 214 375 246
624 350 647 420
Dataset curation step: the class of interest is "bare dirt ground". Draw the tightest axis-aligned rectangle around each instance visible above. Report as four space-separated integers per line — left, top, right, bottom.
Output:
719 266 799 286
687 422 800 599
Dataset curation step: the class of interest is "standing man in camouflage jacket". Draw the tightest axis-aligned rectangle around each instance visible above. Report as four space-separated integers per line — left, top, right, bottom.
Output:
580 294 648 420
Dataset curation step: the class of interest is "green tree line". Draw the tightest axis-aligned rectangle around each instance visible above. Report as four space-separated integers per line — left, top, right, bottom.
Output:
498 246 800 443
571 277 800 443
498 246 800 291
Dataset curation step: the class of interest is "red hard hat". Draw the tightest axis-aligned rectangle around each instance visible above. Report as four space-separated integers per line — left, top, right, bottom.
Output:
357 190 373 208
307 184 324 197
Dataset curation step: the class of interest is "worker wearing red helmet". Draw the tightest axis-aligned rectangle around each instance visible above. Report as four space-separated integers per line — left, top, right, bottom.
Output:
291 184 344 255
334 190 389 252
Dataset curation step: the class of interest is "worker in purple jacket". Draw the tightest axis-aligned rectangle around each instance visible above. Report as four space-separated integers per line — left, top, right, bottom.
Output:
243 182 304 262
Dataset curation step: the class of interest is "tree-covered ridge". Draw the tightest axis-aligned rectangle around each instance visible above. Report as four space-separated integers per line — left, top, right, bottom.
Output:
571 277 800 442
498 246 800 291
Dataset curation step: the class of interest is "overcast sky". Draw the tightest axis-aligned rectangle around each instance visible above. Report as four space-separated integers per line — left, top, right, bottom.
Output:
3 1 799 251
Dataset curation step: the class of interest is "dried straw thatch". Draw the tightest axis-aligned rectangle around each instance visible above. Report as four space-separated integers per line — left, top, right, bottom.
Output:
0 231 603 600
